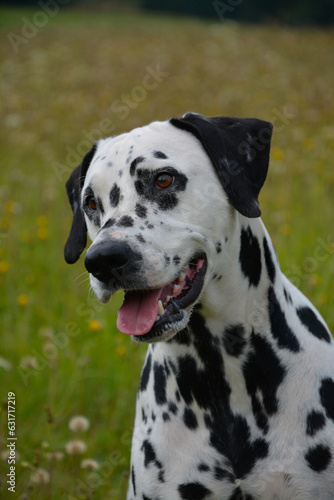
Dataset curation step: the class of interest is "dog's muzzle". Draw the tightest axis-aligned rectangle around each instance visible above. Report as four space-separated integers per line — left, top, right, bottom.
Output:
85 240 135 283
85 241 207 342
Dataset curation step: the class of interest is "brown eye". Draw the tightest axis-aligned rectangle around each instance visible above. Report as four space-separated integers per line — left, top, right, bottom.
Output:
88 197 97 211
155 173 174 189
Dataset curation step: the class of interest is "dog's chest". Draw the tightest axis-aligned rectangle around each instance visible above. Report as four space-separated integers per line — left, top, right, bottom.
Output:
132 343 274 498
130 327 334 500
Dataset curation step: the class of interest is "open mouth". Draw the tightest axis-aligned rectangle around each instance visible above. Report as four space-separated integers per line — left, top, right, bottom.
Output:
116 255 207 342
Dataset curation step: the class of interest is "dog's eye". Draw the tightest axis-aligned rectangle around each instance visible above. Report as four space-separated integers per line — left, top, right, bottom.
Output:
87 197 97 211
155 173 174 189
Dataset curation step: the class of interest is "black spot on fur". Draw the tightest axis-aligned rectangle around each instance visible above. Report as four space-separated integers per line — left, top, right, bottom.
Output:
173 255 181 265
109 183 121 207
154 151 168 159
176 313 231 409
162 412 170 421
198 463 210 472
283 288 293 304
101 218 115 230
239 227 262 287
116 216 134 228
153 362 167 405
130 156 145 176
210 412 269 479
131 466 136 496
145 220 154 229
306 410 326 437
243 332 286 433
268 287 301 352
222 324 247 357
305 444 332 472
126 145 134 165
319 377 334 422
263 237 276 282
141 440 162 470
216 241 222 254
135 203 147 218
177 312 269 479
136 234 146 243
183 408 198 430
297 306 331 343
140 353 152 392
107 161 113 167
178 482 212 500
168 402 178 415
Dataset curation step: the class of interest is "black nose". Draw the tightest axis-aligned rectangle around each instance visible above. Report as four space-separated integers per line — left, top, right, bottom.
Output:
84 241 132 282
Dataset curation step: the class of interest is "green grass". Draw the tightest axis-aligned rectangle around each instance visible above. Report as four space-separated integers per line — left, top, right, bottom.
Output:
0 6 334 498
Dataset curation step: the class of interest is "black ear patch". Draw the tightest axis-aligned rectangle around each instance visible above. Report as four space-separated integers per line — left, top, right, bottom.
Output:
64 144 97 264
170 113 273 218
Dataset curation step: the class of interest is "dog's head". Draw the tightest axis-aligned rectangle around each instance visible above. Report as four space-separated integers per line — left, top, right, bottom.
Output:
64 113 272 342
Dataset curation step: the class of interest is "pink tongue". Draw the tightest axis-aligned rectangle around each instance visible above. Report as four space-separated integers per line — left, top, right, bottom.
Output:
117 288 162 335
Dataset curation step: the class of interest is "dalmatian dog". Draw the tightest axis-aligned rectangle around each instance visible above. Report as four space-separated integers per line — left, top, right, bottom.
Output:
64 113 334 500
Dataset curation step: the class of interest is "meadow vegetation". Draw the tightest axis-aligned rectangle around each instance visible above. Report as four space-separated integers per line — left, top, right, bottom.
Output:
0 6 333 499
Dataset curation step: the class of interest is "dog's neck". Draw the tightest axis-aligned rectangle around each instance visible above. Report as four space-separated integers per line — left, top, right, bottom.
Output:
199 215 282 337
154 215 284 367
144 216 284 417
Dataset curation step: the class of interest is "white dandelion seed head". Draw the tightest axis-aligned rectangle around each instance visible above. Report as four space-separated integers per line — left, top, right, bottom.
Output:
69 415 90 432
46 451 64 461
20 356 38 370
1 449 20 461
81 458 99 470
30 468 50 484
65 440 87 455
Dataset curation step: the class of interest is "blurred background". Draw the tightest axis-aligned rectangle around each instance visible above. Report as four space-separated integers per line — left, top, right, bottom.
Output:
0 0 334 498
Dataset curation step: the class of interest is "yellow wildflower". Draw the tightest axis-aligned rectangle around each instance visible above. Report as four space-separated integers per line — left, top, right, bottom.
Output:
116 345 127 356
88 319 103 331
280 223 292 236
37 215 48 226
37 226 49 239
5 201 21 214
0 261 9 274
271 146 284 161
1 216 10 230
17 294 29 306
304 137 315 150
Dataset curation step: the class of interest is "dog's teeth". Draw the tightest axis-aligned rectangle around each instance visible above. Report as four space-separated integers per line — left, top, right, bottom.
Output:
173 284 181 294
158 300 165 315
166 295 171 302
179 272 186 282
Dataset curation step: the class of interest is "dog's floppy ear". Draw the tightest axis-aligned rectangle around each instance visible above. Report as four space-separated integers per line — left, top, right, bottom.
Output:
64 144 97 264
170 113 273 218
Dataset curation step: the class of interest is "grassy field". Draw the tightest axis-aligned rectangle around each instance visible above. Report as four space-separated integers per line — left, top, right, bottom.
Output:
0 6 333 499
